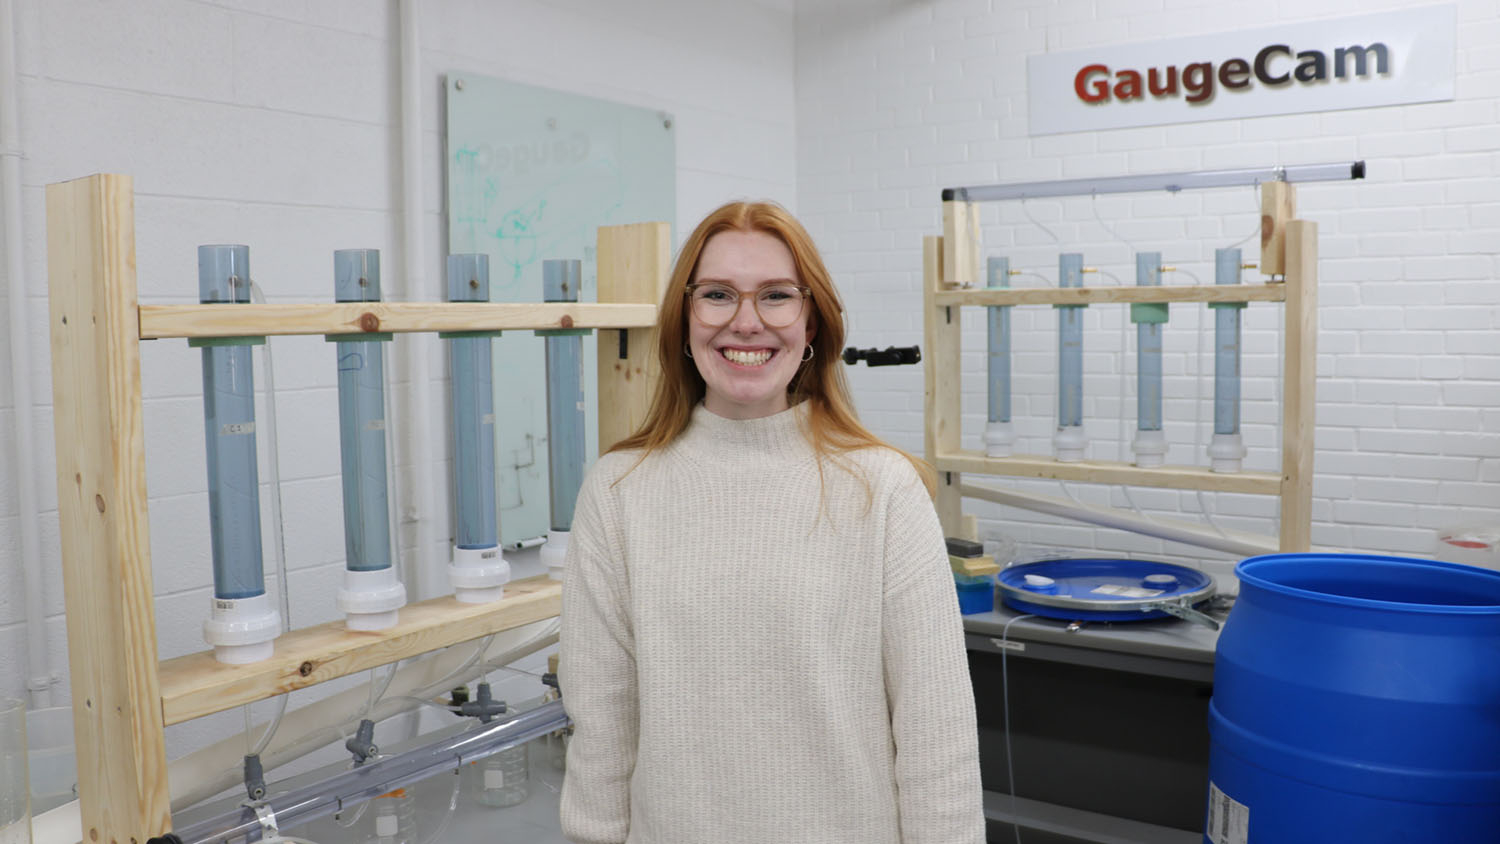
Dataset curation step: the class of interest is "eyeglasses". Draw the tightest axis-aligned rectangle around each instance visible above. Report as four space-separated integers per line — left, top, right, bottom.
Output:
686 281 811 328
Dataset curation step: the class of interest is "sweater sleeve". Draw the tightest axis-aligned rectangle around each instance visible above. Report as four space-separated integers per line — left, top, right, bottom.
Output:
559 466 638 844
880 464 987 844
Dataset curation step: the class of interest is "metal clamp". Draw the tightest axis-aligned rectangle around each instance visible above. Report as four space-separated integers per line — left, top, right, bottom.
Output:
242 800 281 843
1142 598 1221 631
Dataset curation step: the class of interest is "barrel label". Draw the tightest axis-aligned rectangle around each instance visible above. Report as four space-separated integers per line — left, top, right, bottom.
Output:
1207 782 1249 844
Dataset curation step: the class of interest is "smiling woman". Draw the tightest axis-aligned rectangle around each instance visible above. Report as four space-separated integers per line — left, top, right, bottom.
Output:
556 201 986 844
685 229 813 419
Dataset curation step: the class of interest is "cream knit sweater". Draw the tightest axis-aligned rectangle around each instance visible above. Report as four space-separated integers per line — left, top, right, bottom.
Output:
559 403 984 844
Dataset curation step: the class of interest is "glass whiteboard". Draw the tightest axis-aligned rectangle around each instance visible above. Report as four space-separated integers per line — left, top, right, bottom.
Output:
445 72 675 546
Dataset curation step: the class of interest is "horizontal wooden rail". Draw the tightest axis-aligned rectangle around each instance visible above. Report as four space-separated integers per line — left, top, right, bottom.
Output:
935 450 1281 494
933 284 1286 307
139 301 658 340
158 575 561 725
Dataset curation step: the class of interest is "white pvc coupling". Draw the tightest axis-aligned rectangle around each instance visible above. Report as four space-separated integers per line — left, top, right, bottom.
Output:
450 544 510 603
1208 432 1247 474
203 592 281 665
540 530 570 582
1132 428 1167 468
338 566 408 631
1053 425 1086 463
983 421 1015 458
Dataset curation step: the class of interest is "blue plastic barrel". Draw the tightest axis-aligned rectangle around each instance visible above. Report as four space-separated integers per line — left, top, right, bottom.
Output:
1206 553 1500 843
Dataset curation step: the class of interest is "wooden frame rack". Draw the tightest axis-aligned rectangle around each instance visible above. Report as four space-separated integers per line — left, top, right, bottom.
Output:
45 173 668 842
924 181 1317 552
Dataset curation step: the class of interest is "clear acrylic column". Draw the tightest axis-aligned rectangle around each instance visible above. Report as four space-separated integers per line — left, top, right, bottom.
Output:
197 246 280 664
1131 252 1168 467
983 257 1015 457
446 254 509 602
1208 247 1248 472
333 250 407 630
0 698 27 844
1053 253 1086 462
540 259 587 582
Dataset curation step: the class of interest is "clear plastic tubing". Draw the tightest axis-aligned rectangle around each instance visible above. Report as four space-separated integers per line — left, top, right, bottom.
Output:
542 259 585 532
199 245 266 601
160 701 570 844
447 254 498 550
1213 248 1243 437
335 250 394 573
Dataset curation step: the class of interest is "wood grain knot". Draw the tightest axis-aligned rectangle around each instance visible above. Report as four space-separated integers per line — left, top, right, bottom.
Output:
559 314 574 329
359 313 381 332
299 661 315 677
95 494 106 513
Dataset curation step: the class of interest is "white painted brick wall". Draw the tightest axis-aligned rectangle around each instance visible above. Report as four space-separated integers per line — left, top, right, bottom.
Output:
796 0 1500 583
0 0 795 768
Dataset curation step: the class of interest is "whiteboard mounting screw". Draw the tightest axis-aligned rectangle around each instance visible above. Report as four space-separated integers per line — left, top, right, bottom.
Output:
663 118 672 129
454 78 465 91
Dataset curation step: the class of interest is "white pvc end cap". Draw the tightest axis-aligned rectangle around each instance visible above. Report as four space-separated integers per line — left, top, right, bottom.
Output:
541 529 570 582
451 544 510 603
339 567 407 631
1133 428 1167 468
203 592 280 665
983 421 1016 458
1053 425 1086 463
1208 432 1247 473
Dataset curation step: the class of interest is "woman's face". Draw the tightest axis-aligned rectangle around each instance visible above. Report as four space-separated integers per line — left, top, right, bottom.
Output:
687 229 815 420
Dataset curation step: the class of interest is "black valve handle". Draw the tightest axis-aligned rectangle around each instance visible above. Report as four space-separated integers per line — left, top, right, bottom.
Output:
841 345 921 367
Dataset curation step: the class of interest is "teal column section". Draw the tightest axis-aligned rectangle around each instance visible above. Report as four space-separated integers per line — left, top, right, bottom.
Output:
198 245 266 600
1056 253 1084 429
334 249 393 572
986 256 1012 425
448 254 499 549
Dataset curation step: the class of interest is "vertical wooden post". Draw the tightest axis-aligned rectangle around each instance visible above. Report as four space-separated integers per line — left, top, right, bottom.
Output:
1260 181 1296 277
1279 220 1318 552
923 235 962 536
46 174 170 841
596 221 670 453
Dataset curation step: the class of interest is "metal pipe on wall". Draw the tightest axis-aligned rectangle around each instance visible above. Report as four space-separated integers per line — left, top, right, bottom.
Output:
960 480 1278 558
398 0 441 601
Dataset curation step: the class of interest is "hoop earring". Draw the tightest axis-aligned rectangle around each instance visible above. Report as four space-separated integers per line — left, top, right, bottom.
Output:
801 345 815 362
684 342 694 359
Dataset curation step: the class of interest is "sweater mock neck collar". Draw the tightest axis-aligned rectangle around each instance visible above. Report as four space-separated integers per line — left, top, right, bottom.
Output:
676 401 815 467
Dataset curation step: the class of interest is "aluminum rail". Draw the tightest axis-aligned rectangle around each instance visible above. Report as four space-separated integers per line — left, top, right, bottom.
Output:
941 161 1364 202
155 700 569 844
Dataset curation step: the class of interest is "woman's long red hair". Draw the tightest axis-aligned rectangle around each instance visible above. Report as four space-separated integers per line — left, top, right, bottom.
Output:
607 201 936 497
